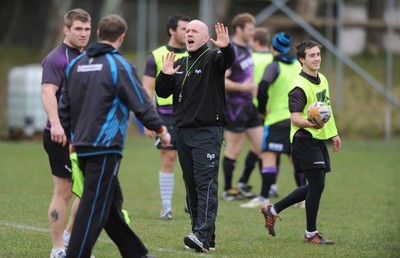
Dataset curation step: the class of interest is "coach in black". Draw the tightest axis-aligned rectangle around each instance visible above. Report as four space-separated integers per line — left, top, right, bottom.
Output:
59 14 170 258
155 20 235 252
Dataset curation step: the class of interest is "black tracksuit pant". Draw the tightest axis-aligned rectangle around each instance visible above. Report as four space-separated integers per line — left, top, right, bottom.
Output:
66 153 148 258
177 126 223 249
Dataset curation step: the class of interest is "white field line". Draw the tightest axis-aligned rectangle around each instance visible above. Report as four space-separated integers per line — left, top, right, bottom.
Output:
0 220 207 257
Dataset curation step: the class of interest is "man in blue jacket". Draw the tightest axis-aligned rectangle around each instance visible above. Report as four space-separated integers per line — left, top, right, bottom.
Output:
59 14 170 258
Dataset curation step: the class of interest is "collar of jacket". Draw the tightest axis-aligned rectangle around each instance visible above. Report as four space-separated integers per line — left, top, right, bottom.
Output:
188 44 209 60
86 42 120 57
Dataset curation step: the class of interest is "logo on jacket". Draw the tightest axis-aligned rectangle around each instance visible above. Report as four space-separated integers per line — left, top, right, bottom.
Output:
207 153 215 160
195 69 202 74
77 64 103 72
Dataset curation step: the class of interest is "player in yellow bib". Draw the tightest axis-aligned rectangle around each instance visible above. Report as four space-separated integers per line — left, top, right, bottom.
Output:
142 14 191 220
241 32 303 208
261 40 341 244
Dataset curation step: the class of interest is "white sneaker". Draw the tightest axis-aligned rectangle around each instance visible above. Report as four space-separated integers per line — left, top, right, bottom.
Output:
240 196 270 208
294 200 306 208
159 208 173 220
50 248 67 258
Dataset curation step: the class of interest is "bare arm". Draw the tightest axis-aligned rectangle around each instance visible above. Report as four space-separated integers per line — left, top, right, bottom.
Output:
225 76 257 94
290 112 324 130
41 83 67 146
331 135 341 152
143 75 156 102
142 75 157 139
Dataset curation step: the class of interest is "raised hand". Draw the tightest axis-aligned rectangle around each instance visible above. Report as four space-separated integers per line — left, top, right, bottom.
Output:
210 22 230 48
161 52 180 75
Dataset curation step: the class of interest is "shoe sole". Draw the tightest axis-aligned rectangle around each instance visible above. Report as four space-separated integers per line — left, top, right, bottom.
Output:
183 235 208 253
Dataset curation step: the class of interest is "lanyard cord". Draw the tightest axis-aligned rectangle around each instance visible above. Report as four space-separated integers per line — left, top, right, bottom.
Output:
181 48 210 87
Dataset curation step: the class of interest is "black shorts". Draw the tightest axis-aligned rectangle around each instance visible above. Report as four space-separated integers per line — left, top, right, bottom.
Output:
43 129 72 178
292 136 331 173
156 113 177 150
262 119 291 155
226 103 263 132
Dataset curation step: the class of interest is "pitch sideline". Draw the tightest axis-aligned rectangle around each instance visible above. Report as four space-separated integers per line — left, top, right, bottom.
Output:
0 220 204 257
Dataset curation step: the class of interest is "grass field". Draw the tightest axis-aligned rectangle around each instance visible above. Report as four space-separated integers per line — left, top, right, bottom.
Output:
0 133 399 258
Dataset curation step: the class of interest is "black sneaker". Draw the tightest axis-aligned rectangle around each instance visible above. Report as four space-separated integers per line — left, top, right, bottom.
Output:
304 233 335 244
209 239 216 251
237 183 257 199
183 233 208 253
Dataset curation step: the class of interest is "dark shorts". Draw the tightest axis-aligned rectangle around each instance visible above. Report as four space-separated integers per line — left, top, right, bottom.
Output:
292 136 331 173
262 119 291 155
226 103 263 132
43 129 72 178
156 113 177 150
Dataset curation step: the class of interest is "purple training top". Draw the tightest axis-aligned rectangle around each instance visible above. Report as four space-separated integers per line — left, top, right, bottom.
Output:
226 42 254 104
41 43 82 130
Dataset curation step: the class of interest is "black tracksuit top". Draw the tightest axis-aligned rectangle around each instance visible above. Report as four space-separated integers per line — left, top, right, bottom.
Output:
155 43 236 128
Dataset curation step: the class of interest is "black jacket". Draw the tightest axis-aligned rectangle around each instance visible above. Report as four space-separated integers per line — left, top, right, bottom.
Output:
59 42 163 155
155 43 235 128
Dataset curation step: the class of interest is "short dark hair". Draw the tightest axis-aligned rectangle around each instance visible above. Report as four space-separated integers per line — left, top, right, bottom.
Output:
295 40 322 62
98 14 127 42
165 14 191 37
253 27 270 46
231 12 255 34
64 8 91 28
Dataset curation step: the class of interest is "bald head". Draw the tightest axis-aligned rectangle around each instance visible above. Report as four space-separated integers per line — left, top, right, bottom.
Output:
185 20 210 52
188 20 209 34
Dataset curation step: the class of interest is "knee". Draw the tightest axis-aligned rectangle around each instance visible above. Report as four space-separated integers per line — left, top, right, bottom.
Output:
54 183 73 202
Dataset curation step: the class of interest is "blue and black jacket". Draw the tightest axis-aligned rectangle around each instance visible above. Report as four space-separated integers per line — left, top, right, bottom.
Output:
59 42 163 156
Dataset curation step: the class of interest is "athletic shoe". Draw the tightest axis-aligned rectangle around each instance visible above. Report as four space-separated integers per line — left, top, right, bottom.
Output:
294 200 306 208
52 248 95 258
183 233 208 253
221 188 243 201
209 241 216 251
260 204 281 237
50 249 67 258
237 183 257 199
269 184 279 198
159 208 172 220
240 196 270 208
304 233 335 244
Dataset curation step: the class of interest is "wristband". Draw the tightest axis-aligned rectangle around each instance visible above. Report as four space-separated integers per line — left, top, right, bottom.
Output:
156 125 168 137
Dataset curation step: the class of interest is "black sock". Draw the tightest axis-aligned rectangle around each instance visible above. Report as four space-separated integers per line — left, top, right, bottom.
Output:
260 166 277 198
238 150 259 184
223 156 236 191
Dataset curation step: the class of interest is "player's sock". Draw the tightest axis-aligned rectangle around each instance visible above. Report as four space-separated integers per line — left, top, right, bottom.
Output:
306 230 318 238
223 156 236 190
238 150 259 184
63 230 70 246
160 172 174 210
270 204 278 216
260 166 278 198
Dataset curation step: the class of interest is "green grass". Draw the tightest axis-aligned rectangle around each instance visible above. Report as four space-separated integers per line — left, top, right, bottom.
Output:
0 133 399 257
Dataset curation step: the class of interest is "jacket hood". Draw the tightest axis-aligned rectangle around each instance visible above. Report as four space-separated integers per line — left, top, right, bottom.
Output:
86 42 118 57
